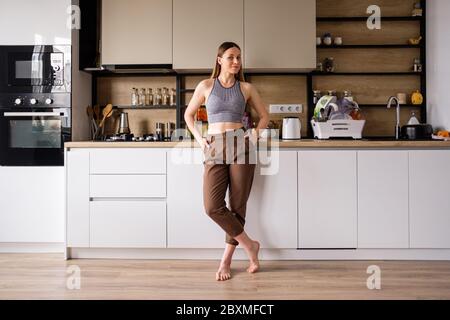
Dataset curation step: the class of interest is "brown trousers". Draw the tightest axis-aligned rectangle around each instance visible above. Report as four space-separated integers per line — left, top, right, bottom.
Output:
203 127 257 246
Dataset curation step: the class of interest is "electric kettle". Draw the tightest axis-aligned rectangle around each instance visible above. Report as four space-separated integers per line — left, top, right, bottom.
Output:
282 117 301 140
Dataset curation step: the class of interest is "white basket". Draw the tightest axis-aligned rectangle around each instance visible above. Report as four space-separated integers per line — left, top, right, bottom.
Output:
311 119 365 139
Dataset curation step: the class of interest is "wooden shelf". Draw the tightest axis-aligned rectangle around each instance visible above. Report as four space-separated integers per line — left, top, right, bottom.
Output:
359 104 423 108
311 72 423 76
113 105 177 110
317 16 423 22
317 44 422 49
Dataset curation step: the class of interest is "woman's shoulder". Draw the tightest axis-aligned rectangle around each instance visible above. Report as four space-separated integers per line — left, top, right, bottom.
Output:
197 78 215 90
239 80 254 94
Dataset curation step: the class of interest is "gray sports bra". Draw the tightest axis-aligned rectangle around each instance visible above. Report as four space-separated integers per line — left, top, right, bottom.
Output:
205 78 246 124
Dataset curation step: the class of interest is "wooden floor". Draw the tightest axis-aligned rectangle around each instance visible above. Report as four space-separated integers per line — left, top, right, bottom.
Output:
1 254 450 299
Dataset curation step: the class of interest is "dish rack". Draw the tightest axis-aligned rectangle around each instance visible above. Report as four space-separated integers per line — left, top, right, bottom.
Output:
311 119 366 139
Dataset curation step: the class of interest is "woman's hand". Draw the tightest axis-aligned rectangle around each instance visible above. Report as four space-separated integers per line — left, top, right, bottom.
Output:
245 128 259 145
200 137 211 153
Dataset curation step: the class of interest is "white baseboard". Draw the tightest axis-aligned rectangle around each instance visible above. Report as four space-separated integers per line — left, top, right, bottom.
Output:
0 243 64 253
67 247 450 261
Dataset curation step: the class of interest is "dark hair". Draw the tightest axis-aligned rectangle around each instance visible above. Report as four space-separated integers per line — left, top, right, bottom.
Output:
211 42 245 81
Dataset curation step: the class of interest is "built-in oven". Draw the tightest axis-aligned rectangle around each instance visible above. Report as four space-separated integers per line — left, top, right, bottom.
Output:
0 45 71 166
0 107 71 166
0 45 71 93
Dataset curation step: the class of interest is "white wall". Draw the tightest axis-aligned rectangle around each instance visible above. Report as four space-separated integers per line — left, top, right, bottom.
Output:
427 0 450 131
0 0 71 45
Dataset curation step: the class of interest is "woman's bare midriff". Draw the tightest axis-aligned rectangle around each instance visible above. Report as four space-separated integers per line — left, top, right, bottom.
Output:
207 122 244 135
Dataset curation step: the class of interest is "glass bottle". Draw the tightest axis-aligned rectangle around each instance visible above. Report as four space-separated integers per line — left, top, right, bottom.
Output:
169 88 176 106
154 88 162 106
131 88 138 106
146 88 153 106
161 87 169 105
138 88 146 106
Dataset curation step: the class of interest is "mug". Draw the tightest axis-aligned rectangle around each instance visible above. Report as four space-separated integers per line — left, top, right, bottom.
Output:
334 37 343 45
316 37 322 45
396 93 407 104
323 37 332 46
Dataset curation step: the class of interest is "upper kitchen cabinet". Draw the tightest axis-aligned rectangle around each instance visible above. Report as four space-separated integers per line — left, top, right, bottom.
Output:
173 0 244 72
244 0 316 72
101 0 172 66
0 0 71 45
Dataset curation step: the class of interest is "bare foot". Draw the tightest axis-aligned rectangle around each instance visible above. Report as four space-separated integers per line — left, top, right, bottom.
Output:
246 241 260 273
216 263 232 281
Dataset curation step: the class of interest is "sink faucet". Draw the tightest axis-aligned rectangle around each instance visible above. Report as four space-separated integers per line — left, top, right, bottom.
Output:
387 96 401 139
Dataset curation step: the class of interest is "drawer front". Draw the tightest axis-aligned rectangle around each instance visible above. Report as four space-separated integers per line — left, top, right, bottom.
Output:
90 175 166 198
90 149 166 174
90 200 166 248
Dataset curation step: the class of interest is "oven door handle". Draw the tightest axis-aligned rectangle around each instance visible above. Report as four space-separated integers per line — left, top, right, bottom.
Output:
3 112 65 117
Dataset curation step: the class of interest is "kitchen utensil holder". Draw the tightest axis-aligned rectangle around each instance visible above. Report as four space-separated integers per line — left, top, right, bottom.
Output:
311 119 365 139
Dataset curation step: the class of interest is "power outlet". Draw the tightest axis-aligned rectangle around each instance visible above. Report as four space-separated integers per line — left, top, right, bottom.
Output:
269 104 303 114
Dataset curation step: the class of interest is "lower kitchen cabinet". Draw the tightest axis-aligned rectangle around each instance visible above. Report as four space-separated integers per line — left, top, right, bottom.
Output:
246 151 298 249
66 149 90 247
167 149 298 249
167 149 224 248
357 151 409 248
409 150 450 248
298 150 357 249
0 166 64 243
90 200 166 248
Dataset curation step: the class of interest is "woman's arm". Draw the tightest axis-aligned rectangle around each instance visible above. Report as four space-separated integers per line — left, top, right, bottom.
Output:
247 84 270 136
184 80 207 145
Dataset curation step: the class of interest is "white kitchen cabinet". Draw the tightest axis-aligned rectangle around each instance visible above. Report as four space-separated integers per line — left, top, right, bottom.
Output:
173 0 244 71
409 150 450 248
167 148 223 248
0 0 71 45
357 151 409 248
101 0 172 65
246 151 298 249
90 148 166 174
0 166 64 243
90 200 166 248
90 175 166 198
244 0 316 71
298 150 357 248
66 149 90 247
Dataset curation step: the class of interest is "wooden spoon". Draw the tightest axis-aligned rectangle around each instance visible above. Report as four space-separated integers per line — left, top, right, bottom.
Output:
86 105 96 137
98 104 113 129
93 105 101 126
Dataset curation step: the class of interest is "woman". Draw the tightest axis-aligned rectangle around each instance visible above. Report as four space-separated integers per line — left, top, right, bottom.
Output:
184 42 269 281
